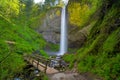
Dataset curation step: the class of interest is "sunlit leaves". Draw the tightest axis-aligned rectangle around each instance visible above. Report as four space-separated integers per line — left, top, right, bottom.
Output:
68 3 89 27
68 0 100 27
56 10 61 16
0 0 20 18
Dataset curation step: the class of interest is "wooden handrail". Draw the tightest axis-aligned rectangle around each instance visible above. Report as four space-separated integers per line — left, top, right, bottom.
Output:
24 54 50 73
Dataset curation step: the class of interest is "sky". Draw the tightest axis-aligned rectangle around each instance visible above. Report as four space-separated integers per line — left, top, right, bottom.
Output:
34 0 68 4
34 0 45 3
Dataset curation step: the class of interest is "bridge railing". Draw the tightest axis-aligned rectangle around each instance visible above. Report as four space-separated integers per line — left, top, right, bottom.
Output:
24 54 50 73
24 54 68 73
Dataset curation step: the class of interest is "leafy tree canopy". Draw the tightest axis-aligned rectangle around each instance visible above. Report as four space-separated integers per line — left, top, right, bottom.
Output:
0 0 20 18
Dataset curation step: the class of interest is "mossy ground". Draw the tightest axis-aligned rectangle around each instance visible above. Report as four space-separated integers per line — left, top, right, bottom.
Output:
0 15 46 79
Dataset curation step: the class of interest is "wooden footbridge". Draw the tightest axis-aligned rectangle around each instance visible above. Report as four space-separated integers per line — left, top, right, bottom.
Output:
24 54 59 74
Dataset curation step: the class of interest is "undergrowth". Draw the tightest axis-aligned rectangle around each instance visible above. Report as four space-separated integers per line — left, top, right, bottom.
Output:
63 0 120 80
0 14 46 79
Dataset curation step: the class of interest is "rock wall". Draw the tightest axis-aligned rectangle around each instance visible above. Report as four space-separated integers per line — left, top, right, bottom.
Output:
68 24 92 48
38 6 92 48
38 8 61 44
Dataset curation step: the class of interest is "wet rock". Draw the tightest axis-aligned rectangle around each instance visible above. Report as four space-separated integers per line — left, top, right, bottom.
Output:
14 78 21 80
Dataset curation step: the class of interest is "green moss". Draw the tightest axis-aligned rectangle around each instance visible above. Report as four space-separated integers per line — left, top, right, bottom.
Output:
40 50 49 57
46 43 59 51
103 28 120 53
63 54 75 69
64 0 120 80
0 14 46 79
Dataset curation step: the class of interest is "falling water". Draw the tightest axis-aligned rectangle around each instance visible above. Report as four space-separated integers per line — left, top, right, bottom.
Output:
59 2 68 55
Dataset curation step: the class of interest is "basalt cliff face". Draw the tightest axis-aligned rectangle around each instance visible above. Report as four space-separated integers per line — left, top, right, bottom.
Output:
38 8 61 44
38 6 89 48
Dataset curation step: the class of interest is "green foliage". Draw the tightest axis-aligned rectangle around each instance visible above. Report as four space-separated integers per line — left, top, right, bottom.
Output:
103 26 120 53
30 6 46 29
74 27 120 79
63 54 75 69
43 74 49 80
46 43 59 51
68 0 101 27
78 55 96 72
92 52 120 80
40 50 49 57
56 10 61 16
0 3 46 79
63 0 120 80
0 40 26 79
0 0 20 18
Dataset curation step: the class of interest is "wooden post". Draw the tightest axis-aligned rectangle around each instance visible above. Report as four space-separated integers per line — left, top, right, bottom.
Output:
32 59 34 65
44 60 48 73
37 59 39 68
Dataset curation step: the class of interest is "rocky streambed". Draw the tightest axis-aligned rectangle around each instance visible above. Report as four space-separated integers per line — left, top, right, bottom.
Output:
12 64 47 80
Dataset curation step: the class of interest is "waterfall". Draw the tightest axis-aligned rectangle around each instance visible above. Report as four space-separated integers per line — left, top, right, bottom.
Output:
59 3 68 55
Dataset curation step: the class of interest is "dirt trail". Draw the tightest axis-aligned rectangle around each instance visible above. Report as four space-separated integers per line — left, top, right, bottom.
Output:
47 72 87 80
47 71 103 80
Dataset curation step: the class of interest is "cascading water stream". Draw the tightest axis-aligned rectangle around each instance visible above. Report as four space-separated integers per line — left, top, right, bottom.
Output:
59 1 68 55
